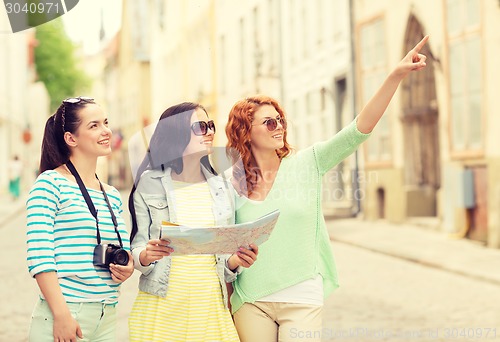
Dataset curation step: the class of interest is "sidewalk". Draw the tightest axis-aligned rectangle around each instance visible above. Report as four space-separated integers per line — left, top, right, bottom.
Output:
0 194 26 228
326 218 500 286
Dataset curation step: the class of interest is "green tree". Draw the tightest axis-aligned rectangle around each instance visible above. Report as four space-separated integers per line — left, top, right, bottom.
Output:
34 19 91 111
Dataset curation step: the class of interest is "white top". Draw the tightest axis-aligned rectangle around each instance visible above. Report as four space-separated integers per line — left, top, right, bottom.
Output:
8 159 23 179
257 275 324 305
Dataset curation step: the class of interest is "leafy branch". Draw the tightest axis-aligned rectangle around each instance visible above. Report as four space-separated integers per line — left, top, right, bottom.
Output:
34 19 91 111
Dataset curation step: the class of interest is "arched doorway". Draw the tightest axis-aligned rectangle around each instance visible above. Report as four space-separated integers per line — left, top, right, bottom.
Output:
401 15 440 216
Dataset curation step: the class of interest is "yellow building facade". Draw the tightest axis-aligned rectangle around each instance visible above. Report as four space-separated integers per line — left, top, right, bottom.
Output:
354 0 500 247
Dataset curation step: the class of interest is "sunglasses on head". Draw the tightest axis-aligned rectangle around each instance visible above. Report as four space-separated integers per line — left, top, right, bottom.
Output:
58 97 95 132
191 120 216 136
252 115 287 131
63 96 95 104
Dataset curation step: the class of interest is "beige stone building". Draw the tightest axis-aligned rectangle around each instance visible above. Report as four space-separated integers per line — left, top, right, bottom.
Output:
214 0 359 217
354 0 500 247
149 1 217 118
0 15 49 195
99 0 153 189
119 0 219 180
111 0 500 247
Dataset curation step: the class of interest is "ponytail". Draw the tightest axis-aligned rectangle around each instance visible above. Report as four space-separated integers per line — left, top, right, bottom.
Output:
39 112 70 173
38 99 90 173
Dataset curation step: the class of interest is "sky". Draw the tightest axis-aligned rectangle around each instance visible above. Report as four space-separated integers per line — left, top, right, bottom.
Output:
62 0 122 54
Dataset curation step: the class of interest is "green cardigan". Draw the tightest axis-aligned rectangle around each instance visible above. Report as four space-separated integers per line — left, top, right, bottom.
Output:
231 119 370 313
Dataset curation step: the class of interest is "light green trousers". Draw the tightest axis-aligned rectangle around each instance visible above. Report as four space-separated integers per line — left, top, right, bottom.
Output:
29 298 117 342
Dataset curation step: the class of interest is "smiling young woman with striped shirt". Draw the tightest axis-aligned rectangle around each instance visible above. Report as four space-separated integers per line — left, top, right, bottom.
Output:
26 97 134 342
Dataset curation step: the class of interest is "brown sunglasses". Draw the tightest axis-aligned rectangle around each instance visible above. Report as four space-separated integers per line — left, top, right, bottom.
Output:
252 116 287 131
191 120 216 136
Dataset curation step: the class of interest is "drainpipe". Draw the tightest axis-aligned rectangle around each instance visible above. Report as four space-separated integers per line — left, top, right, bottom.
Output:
277 0 285 104
349 0 361 216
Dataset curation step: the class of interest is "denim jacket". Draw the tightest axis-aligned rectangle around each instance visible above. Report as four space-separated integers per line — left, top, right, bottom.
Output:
130 165 239 309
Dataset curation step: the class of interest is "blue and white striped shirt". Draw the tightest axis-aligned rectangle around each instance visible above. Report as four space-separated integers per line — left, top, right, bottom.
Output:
26 170 130 304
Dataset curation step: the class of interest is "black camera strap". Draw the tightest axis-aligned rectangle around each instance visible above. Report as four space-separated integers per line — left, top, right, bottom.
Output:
66 160 123 247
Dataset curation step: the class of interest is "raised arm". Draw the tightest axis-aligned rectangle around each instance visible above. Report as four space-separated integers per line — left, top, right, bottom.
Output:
356 35 429 134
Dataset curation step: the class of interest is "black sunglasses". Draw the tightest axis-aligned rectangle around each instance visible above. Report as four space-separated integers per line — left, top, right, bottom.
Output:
63 96 95 104
191 120 216 136
252 115 287 131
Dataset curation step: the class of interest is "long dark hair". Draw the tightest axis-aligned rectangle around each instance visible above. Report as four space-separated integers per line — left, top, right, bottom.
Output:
39 98 96 173
129 102 216 242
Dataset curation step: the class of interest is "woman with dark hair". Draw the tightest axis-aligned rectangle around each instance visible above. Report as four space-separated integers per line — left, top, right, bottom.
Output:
128 102 258 341
225 37 429 341
26 96 134 342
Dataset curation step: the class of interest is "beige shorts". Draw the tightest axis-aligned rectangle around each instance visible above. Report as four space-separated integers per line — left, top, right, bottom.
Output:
233 301 323 342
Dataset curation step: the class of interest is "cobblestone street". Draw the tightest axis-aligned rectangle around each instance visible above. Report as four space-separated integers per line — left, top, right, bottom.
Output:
322 243 500 342
2 206 500 341
0 200 138 342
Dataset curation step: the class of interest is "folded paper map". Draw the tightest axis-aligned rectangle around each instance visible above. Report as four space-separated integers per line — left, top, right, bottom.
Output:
160 209 280 254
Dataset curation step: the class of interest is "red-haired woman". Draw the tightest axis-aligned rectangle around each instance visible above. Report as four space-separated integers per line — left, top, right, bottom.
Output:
225 36 429 342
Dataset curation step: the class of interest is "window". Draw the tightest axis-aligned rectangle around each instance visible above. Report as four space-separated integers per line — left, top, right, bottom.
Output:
289 0 297 65
359 19 390 161
316 0 324 44
253 6 262 88
447 0 482 151
268 0 278 71
156 0 165 30
301 1 309 58
305 92 311 116
240 18 246 85
220 35 226 94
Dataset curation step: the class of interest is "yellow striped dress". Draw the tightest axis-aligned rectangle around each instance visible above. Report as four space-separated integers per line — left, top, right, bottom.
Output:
128 180 240 342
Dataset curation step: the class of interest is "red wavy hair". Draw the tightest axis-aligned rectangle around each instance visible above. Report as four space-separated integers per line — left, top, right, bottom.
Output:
225 95 293 196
